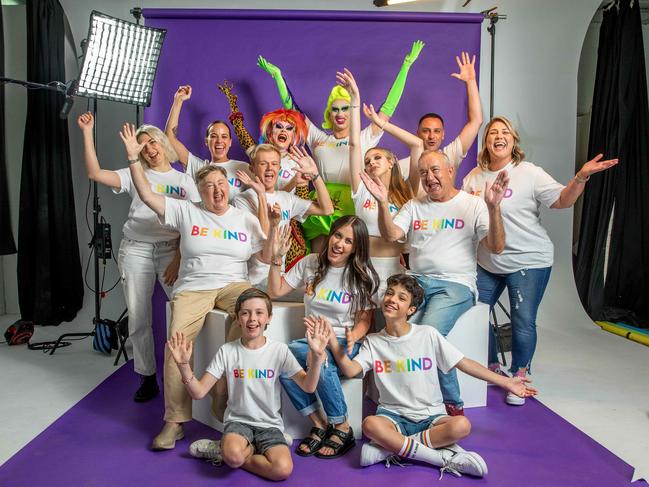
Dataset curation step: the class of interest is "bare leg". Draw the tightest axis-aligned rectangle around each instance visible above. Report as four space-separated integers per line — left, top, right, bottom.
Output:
243 445 294 481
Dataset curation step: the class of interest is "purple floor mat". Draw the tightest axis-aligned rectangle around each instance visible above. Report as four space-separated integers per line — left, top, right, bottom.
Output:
0 364 636 487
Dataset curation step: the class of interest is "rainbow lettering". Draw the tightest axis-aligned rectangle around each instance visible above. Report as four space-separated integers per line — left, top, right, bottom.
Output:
412 218 464 231
471 188 513 198
362 199 398 214
190 226 249 242
316 288 351 304
232 368 275 379
278 168 293 180
374 357 434 374
228 177 242 188
155 184 187 198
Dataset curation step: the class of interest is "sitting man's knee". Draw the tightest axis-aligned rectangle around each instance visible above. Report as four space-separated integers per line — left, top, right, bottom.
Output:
269 457 293 481
448 416 471 439
362 415 383 436
222 444 248 469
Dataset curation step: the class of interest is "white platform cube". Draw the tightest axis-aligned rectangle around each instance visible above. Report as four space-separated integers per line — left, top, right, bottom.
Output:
413 303 489 408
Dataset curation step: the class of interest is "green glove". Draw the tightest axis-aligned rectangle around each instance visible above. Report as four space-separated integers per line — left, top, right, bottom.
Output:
380 40 425 117
257 55 294 110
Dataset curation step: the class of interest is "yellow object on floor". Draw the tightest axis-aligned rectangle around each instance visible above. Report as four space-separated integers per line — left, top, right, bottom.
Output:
595 321 649 348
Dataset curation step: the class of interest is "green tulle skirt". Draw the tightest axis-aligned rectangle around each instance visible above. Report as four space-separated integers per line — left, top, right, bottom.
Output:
302 182 355 241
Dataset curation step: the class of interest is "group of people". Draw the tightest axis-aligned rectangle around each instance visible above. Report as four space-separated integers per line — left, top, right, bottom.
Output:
78 41 618 481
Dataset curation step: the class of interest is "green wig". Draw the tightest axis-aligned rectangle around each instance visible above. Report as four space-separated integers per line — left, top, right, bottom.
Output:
322 85 351 130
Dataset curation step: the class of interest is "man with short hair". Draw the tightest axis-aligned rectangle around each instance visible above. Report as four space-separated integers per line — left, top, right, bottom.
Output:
361 150 509 416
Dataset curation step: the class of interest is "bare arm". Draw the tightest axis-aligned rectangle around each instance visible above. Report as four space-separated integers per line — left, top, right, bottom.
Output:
360 171 406 242
120 123 166 218
456 357 538 399
451 53 483 154
337 69 363 193
77 112 121 189
551 154 618 209
480 170 509 254
265 223 297 298
289 320 329 393
167 332 219 400
312 317 364 378
164 85 192 167
288 146 333 217
236 170 269 235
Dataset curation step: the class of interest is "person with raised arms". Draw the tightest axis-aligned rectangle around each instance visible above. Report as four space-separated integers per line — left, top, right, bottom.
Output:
320 274 536 478
362 148 509 416
120 123 270 451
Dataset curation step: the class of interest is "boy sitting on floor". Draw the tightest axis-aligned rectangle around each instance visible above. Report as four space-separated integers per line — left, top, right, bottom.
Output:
313 274 536 478
168 288 330 481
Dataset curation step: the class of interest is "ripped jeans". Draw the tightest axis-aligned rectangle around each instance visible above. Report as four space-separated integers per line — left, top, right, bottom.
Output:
476 265 552 374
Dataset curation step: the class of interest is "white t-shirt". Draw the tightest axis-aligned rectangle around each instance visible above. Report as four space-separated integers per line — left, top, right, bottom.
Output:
393 191 489 295
114 167 199 243
205 338 303 430
284 254 370 336
163 199 265 296
398 136 466 180
307 124 382 184
354 325 463 420
462 161 564 273
277 153 298 191
187 152 249 202
352 181 400 238
233 188 311 284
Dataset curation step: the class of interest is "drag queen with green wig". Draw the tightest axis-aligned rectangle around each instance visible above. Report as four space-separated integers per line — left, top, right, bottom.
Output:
258 40 424 249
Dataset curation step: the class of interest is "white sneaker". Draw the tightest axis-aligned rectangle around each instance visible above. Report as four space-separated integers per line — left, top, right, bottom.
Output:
506 392 526 406
438 448 488 478
189 439 222 465
360 442 390 467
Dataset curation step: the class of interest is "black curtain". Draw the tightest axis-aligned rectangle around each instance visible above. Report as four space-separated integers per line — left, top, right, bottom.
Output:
17 0 83 326
0 6 17 255
575 0 649 327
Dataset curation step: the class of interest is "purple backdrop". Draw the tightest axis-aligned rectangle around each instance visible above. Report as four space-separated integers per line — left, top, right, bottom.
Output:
142 9 483 183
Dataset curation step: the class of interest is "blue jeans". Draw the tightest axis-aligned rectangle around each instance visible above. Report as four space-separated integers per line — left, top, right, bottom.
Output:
410 276 474 408
476 265 552 374
376 407 447 436
280 337 361 424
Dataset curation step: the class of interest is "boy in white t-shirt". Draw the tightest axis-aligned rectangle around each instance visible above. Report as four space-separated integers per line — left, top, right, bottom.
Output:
320 274 536 478
167 288 330 481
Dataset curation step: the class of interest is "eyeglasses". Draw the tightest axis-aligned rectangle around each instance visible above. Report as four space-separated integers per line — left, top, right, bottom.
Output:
331 106 350 114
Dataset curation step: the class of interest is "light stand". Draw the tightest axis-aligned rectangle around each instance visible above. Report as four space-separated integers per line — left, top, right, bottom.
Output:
482 8 507 119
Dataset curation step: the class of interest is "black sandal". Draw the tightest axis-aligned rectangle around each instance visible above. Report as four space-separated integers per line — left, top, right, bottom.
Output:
295 426 328 457
314 426 356 459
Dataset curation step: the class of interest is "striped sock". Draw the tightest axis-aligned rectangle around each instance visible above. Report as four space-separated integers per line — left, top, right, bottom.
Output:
398 437 444 467
409 429 434 448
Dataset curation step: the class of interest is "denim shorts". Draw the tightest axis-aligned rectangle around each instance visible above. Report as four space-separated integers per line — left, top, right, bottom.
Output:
376 407 448 436
223 422 287 454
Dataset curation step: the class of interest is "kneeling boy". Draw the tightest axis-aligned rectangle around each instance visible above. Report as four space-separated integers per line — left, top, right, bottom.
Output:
168 288 329 481
315 274 536 478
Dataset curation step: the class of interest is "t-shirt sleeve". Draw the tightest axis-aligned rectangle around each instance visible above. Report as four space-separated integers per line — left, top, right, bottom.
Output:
353 338 373 375
283 254 308 290
533 166 565 208
360 124 383 150
307 122 328 148
184 176 201 203
289 193 312 222
205 346 227 380
392 200 413 241
246 213 266 254
442 136 467 169
430 328 464 374
279 343 304 378
187 152 208 181
162 197 184 229
112 168 131 195
233 192 256 215
474 197 490 242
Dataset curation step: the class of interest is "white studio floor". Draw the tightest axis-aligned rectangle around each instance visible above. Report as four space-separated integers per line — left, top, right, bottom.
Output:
1 301 648 483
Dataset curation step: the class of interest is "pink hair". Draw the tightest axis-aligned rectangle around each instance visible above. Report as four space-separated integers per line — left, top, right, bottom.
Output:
259 108 308 147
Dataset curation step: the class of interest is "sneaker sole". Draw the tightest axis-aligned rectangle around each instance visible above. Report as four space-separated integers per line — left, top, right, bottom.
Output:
505 394 526 406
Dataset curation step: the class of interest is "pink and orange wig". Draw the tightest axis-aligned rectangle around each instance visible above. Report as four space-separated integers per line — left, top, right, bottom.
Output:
259 108 308 148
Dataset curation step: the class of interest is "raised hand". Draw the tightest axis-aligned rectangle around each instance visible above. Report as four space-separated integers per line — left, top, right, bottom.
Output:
268 201 283 227
77 112 94 132
344 326 356 356
360 170 389 203
484 170 510 209
505 375 538 399
271 221 291 258
119 123 145 161
237 169 265 195
336 68 359 99
578 153 619 178
257 55 282 79
306 318 331 357
305 316 337 348
167 331 193 365
404 40 425 65
362 103 383 126
451 51 477 83
174 85 192 102
288 146 319 180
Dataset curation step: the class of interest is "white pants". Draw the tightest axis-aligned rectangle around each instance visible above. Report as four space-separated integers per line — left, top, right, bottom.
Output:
117 237 178 376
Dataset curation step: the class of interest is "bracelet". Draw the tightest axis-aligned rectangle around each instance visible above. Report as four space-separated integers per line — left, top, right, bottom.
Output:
181 374 195 385
574 173 590 183
379 121 387 130
175 361 188 366
351 105 360 108
271 258 283 266
128 158 139 165
311 173 321 181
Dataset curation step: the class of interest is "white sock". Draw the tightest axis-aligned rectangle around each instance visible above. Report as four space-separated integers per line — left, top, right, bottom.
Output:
409 431 465 452
397 437 444 467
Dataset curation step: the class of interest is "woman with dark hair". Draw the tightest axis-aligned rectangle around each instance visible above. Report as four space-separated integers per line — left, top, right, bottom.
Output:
165 85 249 201
337 69 421 299
462 115 617 406
77 112 199 403
266 215 379 459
